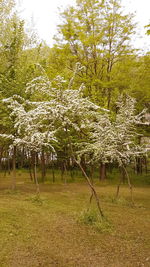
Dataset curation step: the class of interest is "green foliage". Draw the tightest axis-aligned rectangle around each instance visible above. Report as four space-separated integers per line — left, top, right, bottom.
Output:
130 53 150 110
78 209 98 225
0 0 43 142
54 0 135 108
77 209 112 232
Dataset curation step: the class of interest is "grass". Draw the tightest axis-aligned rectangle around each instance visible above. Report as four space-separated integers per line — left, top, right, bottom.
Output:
0 171 150 266
77 209 113 233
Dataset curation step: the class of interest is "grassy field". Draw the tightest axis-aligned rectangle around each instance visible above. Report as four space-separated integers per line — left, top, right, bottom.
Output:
0 171 150 267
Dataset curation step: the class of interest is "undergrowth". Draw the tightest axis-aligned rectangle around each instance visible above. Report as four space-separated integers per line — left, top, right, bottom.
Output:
77 209 113 233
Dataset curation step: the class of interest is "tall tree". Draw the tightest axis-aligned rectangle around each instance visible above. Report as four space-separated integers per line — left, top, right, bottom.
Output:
54 0 135 107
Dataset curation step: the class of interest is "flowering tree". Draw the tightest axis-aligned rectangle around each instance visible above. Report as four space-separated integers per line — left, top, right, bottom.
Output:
2 94 57 194
77 95 147 204
112 96 148 202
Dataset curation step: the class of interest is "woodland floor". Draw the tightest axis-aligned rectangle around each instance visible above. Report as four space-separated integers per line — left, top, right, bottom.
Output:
0 172 150 267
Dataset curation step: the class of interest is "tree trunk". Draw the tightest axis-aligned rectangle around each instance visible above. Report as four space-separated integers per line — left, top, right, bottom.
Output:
81 155 87 177
41 150 46 183
51 153 55 183
20 146 25 168
136 157 142 174
8 154 11 175
31 151 36 183
0 146 3 170
34 152 40 195
61 162 65 182
12 146 16 190
99 163 106 180
67 133 104 218
144 156 148 174
61 161 67 184
122 165 134 205
122 167 126 184
77 161 104 219
28 152 33 181
70 157 75 181
116 167 123 199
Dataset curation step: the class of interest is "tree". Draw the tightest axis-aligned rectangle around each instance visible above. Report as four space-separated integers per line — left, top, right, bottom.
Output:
2 93 57 193
129 53 150 110
0 0 43 177
54 0 135 107
77 95 147 203
0 0 15 47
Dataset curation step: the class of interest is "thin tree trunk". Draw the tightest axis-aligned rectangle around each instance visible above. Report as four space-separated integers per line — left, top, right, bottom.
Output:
0 146 3 170
52 153 55 183
29 167 33 181
70 157 75 181
144 156 148 174
81 155 87 177
34 152 40 195
87 191 94 211
20 146 24 168
107 89 111 109
31 151 36 183
28 152 33 181
41 150 46 183
12 146 16 190
76 160 104 219
122 165 134 205
67 133 104 218
116 168 123 199
74 158 104 218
